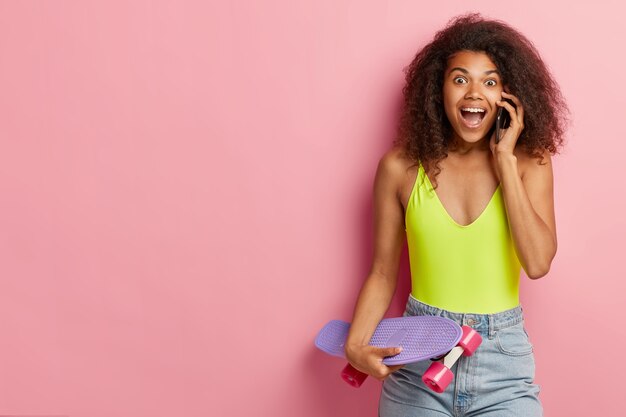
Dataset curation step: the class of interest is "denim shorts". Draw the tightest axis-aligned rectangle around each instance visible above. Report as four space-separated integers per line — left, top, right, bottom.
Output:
379 295 542 417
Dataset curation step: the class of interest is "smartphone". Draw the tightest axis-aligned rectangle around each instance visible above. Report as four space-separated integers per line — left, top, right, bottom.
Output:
495 98 517 144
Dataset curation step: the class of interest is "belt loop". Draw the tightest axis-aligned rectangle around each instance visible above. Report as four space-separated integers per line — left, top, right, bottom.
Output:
488 314 495 339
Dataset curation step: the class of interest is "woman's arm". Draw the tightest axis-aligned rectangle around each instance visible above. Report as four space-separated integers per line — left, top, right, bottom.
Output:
344 148 407 380
496 149 557 279
491 92 557 279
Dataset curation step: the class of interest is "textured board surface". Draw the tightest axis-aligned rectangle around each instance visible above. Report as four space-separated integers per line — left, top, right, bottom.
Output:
315 316 462 365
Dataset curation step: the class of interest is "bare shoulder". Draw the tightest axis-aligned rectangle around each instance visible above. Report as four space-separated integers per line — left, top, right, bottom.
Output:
514 146 552 179
379 146 411 181
376 145 414 193
380 144 412 166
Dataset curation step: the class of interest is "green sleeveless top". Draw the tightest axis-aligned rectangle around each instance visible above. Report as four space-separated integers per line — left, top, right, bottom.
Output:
404 162 521 313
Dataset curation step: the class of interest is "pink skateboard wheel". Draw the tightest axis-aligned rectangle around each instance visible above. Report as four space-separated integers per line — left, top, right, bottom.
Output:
458 325 482 356
422 361 453 393
341 364 368 388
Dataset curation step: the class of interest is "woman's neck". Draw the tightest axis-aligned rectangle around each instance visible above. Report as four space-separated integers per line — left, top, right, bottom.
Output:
449 136 490 156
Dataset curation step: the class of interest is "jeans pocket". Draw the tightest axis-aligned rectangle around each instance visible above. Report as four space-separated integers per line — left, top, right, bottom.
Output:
496 322 534 356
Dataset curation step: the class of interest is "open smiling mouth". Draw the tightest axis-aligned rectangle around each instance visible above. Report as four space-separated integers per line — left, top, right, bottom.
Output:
459 107 487 129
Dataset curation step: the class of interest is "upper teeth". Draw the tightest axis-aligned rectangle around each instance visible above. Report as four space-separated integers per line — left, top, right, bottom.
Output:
461 108 485 113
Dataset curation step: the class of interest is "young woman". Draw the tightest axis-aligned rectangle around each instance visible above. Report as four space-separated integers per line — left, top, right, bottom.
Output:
344 13 569 417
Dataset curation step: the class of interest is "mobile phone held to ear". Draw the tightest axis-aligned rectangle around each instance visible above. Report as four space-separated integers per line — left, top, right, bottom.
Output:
495 98 517 144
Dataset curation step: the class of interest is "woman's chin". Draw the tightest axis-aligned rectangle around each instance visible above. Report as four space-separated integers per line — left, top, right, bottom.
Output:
453 123 495 143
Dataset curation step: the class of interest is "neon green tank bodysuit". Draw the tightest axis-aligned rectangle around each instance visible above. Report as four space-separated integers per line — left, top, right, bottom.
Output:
405 161 522 314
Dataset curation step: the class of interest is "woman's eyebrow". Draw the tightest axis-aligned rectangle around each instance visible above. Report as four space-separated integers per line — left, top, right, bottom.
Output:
448 67 500 76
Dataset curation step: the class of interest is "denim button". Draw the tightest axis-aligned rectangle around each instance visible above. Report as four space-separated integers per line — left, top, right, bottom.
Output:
467 318 476 325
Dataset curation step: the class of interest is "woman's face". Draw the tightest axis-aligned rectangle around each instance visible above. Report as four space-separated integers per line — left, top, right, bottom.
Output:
442 50 505 148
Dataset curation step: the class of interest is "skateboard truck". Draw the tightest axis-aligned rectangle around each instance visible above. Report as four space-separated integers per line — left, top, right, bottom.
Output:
421 325 482 393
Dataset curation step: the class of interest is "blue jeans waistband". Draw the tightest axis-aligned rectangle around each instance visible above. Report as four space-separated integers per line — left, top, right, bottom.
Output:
405 294 524 338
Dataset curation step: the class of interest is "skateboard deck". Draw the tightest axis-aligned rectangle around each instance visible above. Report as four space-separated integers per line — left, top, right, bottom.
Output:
315 316 463 366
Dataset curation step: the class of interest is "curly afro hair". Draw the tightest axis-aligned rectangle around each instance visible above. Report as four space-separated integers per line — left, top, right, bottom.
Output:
394 12 570 188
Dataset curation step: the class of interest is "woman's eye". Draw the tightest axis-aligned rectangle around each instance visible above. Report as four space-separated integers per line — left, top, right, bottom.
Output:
453 77 497 86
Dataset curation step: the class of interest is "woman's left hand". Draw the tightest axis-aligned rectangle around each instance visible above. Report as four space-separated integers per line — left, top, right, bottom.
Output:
489 90 525 156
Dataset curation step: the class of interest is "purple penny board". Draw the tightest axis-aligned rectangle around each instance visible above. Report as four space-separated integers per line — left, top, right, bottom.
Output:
315 316 462 366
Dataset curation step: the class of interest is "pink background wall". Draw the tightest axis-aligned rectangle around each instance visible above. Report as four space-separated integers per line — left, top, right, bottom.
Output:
0 1 623 416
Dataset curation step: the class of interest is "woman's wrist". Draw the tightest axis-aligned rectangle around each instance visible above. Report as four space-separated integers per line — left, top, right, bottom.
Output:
345 341 367 356
495 150 517 163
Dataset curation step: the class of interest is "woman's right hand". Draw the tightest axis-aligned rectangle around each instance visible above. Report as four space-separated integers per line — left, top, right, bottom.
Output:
345 344 404 381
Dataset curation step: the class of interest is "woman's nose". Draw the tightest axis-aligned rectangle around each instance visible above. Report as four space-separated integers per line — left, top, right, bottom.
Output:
465 85 484 100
